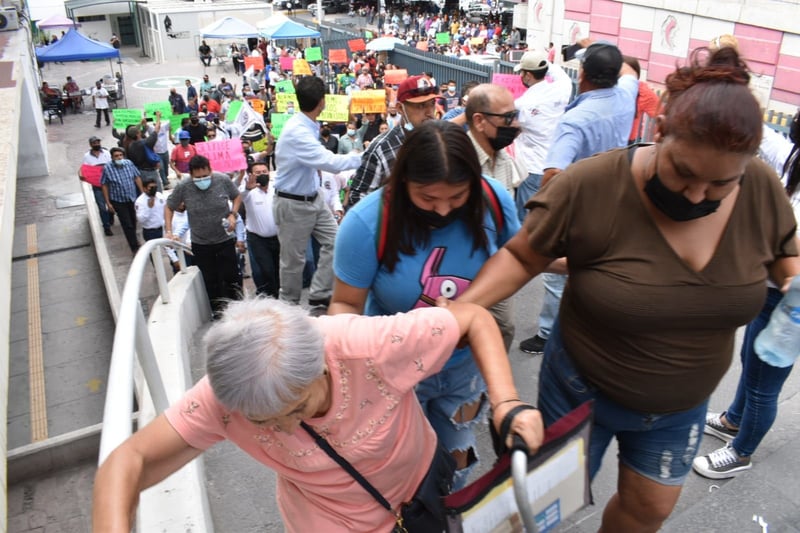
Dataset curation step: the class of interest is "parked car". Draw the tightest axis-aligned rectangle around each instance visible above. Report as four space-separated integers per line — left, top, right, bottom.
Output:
309 0 350 14
467 2 491 17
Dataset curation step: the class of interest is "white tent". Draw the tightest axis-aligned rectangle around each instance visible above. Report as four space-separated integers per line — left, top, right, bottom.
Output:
255 13 290 32
199 17 260 39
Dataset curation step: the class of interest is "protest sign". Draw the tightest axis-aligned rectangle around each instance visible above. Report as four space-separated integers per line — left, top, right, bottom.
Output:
416 41 429 51
436 32 450 45
276 93 299 112
80 164 104 187
350 89 386 114
250 99 265 114
280 56 295 72
318 95 350 122
383 69 408 85
169 113 189 135
270 113 289 139
275 79 295 94
144 101 172 120
492 73 527 100
293 59 312 75
470 37 486 46
348 38 366 51
244 55 265 72
305 46 322 62
194 139 248 173
112 108 143 129
329 48 348 64
365 30 373 39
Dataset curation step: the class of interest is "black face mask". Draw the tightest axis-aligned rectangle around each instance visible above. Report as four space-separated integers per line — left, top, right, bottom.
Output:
90 144 101 151
255 173 270 187
191 118 199 125
321 128 331 137
411 203 466 228
146 187 157 197
489 126 521 151
644 172 721 221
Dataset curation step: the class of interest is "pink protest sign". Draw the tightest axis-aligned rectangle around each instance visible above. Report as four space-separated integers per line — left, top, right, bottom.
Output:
194 139 248 173
492 73 527 100
280 56 295 72
80 164 104 187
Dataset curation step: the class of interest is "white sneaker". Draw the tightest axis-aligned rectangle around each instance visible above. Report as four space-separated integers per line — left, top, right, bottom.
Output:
693 444 752 479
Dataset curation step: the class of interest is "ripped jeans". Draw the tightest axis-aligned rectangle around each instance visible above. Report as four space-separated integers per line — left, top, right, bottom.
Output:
415 353 487 490
538 319 708 486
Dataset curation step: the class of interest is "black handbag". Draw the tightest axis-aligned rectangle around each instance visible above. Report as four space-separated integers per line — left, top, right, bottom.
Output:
301 421 455 532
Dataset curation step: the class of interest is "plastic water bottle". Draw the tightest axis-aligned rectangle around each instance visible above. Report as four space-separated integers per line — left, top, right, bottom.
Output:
754 276 800 367
221 217 234 236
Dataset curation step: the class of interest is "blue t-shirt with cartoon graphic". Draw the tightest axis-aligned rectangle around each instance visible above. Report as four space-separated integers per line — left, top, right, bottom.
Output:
333 176 520 368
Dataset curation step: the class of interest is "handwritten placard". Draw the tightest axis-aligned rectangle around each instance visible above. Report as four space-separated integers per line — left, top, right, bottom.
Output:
492 73 527 100
350 89 386 114
194 138 248 173
271 113 289 139
244 55 265 71
348 38 366 52
144 101 172 120
80 164 104 187
436 32 450 45
305 46 322 62
329 49 348 64
416 41 429 51
317 94 350 122
275 79 295 94
112 108 143 129
250 99 265 114
226 101 243 121
293 59 312 75
383 69 408 85
280 56 295 72
275 93 299 112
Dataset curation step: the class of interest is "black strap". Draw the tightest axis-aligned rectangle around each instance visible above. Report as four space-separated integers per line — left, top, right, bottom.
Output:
499 404 537 451
300 421 394 513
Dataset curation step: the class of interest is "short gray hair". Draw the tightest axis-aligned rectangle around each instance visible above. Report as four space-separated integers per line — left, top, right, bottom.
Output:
204 297 325 418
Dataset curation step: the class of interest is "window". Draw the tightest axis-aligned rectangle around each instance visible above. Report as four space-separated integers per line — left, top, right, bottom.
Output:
77 15 106 22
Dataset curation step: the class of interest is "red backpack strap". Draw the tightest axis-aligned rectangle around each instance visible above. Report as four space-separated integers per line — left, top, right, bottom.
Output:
481 177 504 235
376 190 390 263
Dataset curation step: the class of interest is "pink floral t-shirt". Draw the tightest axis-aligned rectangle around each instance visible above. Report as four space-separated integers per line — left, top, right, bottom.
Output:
165 307 460 532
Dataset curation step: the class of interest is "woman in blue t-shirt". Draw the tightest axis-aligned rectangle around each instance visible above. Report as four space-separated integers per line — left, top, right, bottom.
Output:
330 121 520 488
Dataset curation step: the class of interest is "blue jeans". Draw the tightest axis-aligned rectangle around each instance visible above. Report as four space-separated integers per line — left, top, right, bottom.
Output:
538 319 708 485
92 185 112 229
538 273 566 339
514 172 542 224
725 287 794 457
247 232 280 298
158 152 170 187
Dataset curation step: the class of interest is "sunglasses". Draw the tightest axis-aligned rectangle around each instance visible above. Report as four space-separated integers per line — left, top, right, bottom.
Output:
479 110 520 126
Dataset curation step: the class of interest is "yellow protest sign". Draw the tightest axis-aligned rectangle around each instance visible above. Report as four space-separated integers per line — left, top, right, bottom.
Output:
275 93 299 112
293 59 312 76
349 89 387 114
318 95 350 122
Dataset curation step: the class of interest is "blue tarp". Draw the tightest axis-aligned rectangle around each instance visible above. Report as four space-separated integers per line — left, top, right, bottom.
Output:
260 19 321 40
36 28 119 62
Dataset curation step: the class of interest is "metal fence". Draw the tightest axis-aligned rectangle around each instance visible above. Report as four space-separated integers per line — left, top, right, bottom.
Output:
389 45 494 88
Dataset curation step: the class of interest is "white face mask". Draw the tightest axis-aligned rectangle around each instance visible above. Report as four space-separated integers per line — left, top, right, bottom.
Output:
347 129 356 136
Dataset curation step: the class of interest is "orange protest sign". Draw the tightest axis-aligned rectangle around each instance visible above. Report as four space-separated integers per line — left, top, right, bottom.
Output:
416 41 429 51
244 55 265 71
350 89 386 114
250 99 265 114
383 69 408 85
329 48 348 64
348 39 366 51
293 59 312 76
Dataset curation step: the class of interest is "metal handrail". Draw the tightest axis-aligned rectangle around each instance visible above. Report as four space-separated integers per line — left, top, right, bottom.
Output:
97 238 191 464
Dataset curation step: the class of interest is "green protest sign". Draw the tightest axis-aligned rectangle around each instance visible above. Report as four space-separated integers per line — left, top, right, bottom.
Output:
271 113 289 139
305 46 322 62
169 113 189 135
436 32 450 45
112 108 143 129
275 79 295 94
227 100 243 121
144 101 172 120
365 30 373 39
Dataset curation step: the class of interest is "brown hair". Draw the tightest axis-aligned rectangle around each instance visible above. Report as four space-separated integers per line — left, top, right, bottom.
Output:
661 47 762 154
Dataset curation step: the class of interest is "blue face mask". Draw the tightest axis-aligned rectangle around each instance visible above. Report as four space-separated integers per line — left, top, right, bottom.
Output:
193 177 212 190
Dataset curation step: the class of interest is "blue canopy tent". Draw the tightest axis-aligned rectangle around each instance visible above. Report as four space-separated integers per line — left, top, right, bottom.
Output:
36 29 127 106
200 17 260 39
259 19 321 40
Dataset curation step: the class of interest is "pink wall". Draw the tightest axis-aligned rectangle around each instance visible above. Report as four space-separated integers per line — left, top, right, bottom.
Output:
564 0 592 13
565 10 591 23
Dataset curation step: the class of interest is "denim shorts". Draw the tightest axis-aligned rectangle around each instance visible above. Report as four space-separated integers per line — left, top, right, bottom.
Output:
538 320 708 486
415 353 487 489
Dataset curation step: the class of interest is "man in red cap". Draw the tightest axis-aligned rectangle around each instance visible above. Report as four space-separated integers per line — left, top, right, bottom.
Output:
346 74 438 207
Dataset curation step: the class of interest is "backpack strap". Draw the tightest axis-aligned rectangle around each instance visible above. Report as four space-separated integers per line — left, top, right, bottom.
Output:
376 178 505 263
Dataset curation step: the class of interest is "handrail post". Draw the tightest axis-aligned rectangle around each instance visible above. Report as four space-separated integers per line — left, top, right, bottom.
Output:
135 305 170 413
152 246 170 304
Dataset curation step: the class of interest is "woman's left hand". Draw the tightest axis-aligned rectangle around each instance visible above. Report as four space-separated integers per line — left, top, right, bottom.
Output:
492 400 544 455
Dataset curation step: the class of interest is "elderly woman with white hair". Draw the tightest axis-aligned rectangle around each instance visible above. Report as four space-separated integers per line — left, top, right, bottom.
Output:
92 297 543 532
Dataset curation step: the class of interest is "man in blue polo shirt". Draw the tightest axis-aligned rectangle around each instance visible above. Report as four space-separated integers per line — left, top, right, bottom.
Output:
273 76 362 307
520 41 638 355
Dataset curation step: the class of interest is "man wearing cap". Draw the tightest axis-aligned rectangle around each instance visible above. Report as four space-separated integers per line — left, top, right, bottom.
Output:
79 136 114 236
513 49 573 222
518 41 638 356
346 74 438 207
272 76 362 308
185 112 208 144
170 131 196 176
